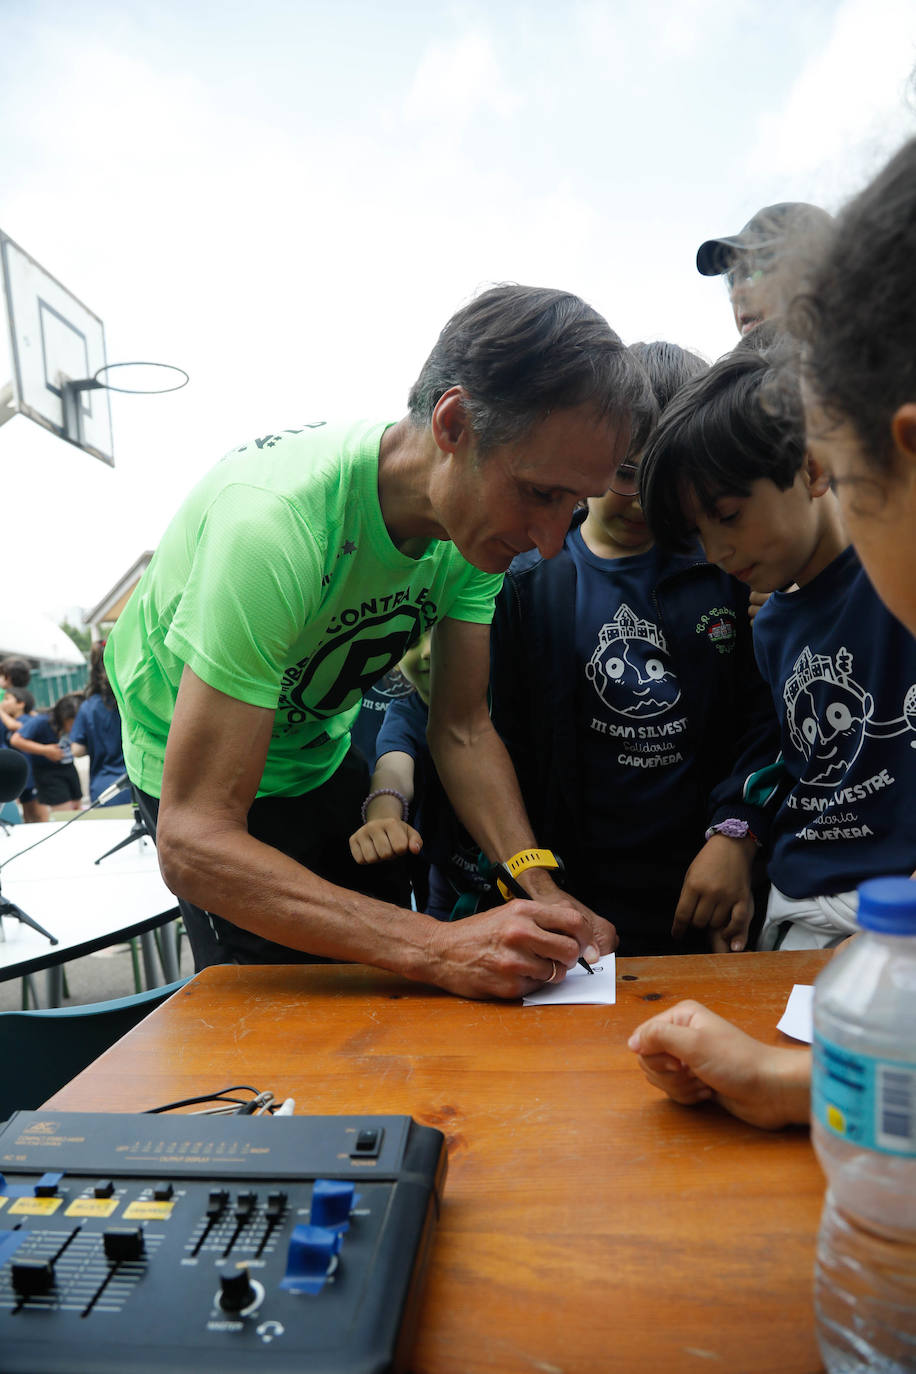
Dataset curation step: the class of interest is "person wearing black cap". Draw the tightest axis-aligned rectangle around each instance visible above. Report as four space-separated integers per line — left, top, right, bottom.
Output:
696 202 833 337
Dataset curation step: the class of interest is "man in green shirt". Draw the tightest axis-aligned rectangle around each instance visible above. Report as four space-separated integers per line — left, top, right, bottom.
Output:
107 284 654 999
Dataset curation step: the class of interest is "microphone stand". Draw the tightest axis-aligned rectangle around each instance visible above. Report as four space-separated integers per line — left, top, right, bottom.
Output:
94 804 151 865
0 873 59 945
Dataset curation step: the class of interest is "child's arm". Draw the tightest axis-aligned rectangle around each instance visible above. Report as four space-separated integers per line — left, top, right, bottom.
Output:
628 999 811 1130
70 741 88 757
349 751 424 865
9 730 63 763
676 588 784 950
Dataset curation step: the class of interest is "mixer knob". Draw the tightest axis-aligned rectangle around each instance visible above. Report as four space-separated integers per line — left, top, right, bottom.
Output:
218 1264 257 1313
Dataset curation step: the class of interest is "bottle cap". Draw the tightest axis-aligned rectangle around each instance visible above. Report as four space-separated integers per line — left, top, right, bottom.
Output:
857 876 916 934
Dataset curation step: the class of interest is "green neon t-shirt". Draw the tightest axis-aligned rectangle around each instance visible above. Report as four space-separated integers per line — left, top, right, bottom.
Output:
107 419 502 798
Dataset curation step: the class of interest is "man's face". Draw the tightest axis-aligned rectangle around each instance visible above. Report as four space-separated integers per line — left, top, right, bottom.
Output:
726 257 782 335
684 472 823 593
430 403 630 574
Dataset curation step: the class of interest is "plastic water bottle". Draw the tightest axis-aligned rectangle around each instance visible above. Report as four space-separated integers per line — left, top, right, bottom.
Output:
811 876 916 1373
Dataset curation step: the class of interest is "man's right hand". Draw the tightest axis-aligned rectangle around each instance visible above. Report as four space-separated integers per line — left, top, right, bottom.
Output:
423 899 615 1000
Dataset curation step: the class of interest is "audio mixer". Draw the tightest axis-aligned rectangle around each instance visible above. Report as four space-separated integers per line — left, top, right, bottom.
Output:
0 1109 447 1373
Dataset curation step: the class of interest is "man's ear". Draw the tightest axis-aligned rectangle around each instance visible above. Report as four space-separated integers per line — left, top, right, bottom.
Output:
430 387 469 455
803 450 832 498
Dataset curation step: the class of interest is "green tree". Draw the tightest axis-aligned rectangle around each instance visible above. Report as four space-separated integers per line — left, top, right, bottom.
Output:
60 619 91 657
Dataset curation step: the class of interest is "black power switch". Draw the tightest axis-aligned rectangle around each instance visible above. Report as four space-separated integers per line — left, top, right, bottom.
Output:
351 1127 382 1159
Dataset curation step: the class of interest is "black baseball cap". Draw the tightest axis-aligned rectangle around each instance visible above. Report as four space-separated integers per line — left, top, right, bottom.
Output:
696 202 832 277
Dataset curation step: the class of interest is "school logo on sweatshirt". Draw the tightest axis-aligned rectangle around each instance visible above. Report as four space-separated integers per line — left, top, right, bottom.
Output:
586 603 681 718
695 606 737 655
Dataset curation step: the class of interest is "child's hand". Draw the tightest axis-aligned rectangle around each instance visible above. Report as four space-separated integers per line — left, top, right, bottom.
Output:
44 742 64 762
628 999 811 1130
349 818 423 865
747 590 770 622
672 834 755 951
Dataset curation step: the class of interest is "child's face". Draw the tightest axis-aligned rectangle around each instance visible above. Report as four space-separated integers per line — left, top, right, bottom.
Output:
586 485 653 557
684 469 833 593
804 395 916 635
2 692 24 719
399 632 431 704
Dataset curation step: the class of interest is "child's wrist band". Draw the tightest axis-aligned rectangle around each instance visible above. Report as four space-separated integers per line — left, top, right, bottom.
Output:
361 788 409 824
705 819 760 846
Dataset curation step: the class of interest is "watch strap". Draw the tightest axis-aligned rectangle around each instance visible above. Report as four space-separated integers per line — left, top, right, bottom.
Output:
496 848 564 902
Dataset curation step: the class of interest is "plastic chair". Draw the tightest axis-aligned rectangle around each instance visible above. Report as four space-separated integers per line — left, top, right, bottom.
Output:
0 976 191 1121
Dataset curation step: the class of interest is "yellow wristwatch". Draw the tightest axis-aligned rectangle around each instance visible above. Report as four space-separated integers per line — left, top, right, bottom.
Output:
496 848 564 901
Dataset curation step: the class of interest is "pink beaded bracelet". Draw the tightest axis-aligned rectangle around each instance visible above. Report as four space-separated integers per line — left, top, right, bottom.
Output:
360 788 410 825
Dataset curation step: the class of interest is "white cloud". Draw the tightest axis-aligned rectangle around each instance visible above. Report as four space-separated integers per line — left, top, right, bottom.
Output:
576 0 757 61
403 30 521 130
751 0 916 204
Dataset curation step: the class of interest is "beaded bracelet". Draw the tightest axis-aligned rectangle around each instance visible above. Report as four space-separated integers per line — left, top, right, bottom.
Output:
360 788 410 825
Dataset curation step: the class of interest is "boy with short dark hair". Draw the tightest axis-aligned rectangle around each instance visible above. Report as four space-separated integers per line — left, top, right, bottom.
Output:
639 347 916 948
0 657 31 690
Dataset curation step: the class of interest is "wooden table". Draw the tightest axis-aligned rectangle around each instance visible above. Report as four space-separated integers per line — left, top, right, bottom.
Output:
0 818 180 1003
44 950 830 1373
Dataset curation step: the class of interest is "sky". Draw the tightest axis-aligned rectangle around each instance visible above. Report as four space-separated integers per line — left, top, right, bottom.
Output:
1 0 914 626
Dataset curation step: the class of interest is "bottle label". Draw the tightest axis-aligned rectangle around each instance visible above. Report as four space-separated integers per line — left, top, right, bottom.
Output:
813 1031 916 1157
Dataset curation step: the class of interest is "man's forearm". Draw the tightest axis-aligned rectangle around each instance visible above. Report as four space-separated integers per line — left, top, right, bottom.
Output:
157 807 438 977
428 716 552 892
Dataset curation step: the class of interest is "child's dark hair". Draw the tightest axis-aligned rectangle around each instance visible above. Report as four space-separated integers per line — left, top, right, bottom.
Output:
639 347 806 550
86 641 115 705
7 686 35 714
628 341 709 412
790 136 916 473
0 657 31 687
50 693 84 735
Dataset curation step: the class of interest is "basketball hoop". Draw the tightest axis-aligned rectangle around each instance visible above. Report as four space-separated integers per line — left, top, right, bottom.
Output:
60 362 188 452
91 362 190 395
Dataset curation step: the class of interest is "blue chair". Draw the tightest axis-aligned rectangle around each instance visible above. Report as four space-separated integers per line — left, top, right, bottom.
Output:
0 976 191 1121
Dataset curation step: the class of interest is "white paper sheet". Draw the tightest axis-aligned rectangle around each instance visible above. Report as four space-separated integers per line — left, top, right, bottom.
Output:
522 953 616 1006
777 984 814 1043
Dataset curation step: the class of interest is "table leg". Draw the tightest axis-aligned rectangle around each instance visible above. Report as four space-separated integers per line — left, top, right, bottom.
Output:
157 921 180 983
139 931 159 988
45 964 63 1006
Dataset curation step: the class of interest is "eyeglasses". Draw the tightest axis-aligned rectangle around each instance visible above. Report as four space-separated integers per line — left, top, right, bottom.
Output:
609 461 640 497
725 264 766 292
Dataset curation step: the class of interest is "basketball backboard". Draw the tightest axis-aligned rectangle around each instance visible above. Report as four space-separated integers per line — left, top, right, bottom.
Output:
0 229 114 465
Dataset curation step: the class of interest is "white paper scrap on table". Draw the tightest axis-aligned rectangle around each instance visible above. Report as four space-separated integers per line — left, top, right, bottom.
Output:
522 954 616 1006
777 984 814 1043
